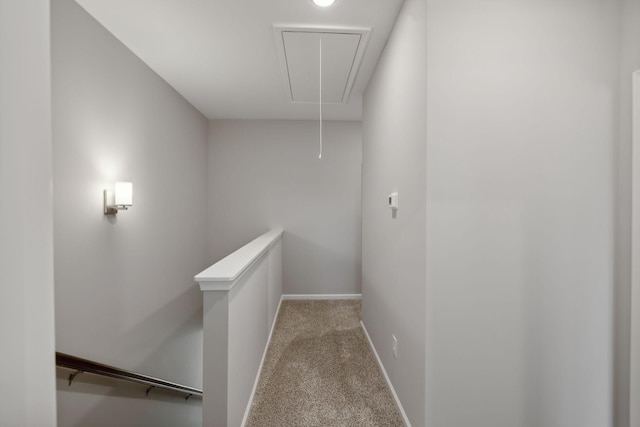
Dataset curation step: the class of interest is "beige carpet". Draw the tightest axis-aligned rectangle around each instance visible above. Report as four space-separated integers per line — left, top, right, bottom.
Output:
245 299 404 426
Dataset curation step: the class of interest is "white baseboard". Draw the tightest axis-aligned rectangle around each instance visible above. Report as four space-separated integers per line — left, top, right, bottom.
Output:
240 295 284 427
360 321 412 427
282 293 362 300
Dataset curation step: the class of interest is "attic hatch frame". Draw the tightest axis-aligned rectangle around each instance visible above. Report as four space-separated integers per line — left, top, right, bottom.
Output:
273 25 372 105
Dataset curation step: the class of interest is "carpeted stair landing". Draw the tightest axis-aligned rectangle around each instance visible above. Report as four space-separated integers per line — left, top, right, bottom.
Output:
245 299 404 426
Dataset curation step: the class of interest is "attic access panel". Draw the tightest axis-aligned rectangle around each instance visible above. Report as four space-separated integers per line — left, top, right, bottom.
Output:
274 26 371 104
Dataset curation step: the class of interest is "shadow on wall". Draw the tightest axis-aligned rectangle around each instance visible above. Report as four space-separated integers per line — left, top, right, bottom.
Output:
56 286 203 427
283 231 361 294
115 285 204 386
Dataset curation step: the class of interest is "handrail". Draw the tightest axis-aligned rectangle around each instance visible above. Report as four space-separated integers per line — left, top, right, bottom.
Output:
56 352 202 400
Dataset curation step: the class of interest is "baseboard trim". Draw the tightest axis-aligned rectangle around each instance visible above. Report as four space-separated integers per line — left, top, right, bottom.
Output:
282 293 362 300
360 320 412 427
240 295 284 427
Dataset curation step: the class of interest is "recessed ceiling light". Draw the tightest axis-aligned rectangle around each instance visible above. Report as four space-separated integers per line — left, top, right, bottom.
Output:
313 0 336 7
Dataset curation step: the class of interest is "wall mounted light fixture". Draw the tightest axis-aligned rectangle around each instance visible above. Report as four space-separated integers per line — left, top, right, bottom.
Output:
104 182 133 215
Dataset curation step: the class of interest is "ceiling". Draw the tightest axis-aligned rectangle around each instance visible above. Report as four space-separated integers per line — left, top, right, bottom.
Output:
74 0 405 121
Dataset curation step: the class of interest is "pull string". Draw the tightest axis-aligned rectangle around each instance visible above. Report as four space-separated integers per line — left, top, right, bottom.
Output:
319 38 323 160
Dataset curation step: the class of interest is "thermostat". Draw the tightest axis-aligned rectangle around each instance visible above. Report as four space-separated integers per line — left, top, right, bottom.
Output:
388 192 398 209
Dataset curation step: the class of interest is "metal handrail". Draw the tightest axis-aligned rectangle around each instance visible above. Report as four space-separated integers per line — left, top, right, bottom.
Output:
56 352 202 400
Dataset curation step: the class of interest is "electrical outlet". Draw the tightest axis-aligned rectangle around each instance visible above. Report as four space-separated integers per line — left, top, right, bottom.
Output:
392 335 398 359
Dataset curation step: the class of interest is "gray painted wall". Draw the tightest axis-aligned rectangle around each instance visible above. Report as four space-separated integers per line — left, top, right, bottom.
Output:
361 0 427 425
0 0 57 425
364 0 627 426
52 1 208 425
618 1 640 425
425 1 618 426
208 119 362 295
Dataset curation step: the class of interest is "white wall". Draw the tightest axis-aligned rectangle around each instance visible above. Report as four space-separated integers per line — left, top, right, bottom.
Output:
199 232 282 427
228 237 282 426
361 0 426 424
632 70 640 427
52 1 209 425
0 0 57 425
620 1 640 425
208 119 362 295
425 1 618 426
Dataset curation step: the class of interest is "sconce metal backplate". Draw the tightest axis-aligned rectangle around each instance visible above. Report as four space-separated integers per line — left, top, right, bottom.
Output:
104 189 118 215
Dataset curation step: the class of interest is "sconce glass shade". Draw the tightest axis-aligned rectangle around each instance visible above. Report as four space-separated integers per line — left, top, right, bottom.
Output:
114 181 133 206
104 181 133 215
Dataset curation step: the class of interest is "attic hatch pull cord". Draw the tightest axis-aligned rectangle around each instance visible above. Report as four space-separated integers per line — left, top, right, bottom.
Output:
319 38 323 160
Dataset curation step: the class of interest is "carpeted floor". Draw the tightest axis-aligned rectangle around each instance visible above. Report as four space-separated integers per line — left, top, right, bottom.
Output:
245 299 404 426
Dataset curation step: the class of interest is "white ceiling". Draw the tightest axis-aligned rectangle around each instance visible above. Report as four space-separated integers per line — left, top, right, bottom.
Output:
74 0 405 121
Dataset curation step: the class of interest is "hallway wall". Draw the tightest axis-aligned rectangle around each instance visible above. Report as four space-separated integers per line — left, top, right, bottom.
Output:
361 0 427 424
425 0 618 426
208 119 362 295
364 0 624 426
618 0 640 425
0 0 57 425
52 1 209 425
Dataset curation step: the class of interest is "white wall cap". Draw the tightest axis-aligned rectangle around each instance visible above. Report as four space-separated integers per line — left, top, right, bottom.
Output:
195 229 283 291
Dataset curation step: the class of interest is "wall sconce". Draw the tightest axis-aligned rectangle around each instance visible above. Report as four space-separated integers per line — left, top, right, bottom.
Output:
104 182 133 215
